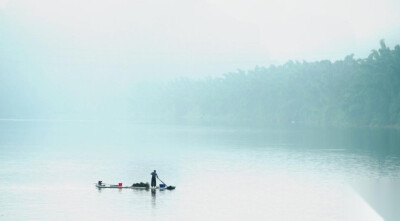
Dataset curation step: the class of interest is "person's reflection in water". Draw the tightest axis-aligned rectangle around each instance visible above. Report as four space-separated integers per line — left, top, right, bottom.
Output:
151 189 156 208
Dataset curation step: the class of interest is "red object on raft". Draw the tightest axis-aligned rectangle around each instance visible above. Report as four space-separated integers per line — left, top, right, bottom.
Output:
118 183 122 187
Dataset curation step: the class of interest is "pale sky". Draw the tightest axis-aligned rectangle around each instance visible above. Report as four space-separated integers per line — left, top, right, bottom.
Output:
1 0 400 80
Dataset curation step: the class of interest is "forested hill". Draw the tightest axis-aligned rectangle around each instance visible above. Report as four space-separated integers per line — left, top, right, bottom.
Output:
131 40 400 127
1 41 399 127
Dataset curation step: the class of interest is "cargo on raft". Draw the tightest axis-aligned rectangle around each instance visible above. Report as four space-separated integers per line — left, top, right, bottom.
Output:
132 182 150 188
95 181 175 190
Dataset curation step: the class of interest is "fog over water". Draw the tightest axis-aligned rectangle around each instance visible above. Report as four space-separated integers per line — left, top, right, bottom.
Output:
1 0 400 220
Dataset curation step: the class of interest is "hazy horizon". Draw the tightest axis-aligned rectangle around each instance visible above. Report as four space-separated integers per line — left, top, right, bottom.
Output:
1 0 400 81
1 0 400 121
1 2 400 220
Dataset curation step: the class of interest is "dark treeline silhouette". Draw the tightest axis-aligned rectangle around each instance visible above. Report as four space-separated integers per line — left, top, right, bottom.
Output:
131 40 400 127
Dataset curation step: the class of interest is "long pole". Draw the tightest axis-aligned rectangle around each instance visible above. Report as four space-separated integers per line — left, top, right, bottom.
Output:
157 177 166 185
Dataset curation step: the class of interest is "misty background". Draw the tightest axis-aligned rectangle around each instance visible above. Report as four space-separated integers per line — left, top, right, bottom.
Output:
1 0 400 126
2 1 400 220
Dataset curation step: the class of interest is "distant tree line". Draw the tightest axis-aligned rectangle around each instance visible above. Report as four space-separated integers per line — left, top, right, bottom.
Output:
131 40 400 127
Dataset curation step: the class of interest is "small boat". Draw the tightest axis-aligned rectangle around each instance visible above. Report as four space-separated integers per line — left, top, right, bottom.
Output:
95 184 153 189
95 181 175 190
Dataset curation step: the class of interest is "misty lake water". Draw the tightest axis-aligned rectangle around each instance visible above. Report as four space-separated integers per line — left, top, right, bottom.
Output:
0 121 399 220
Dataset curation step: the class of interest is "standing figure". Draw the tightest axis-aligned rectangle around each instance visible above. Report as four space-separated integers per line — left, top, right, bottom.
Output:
151 170 158 188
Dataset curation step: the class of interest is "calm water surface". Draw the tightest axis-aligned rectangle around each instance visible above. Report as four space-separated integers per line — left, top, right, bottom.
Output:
0 121 399 220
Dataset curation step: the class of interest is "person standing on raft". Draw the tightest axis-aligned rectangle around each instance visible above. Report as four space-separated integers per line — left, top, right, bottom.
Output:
151 170 158 188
